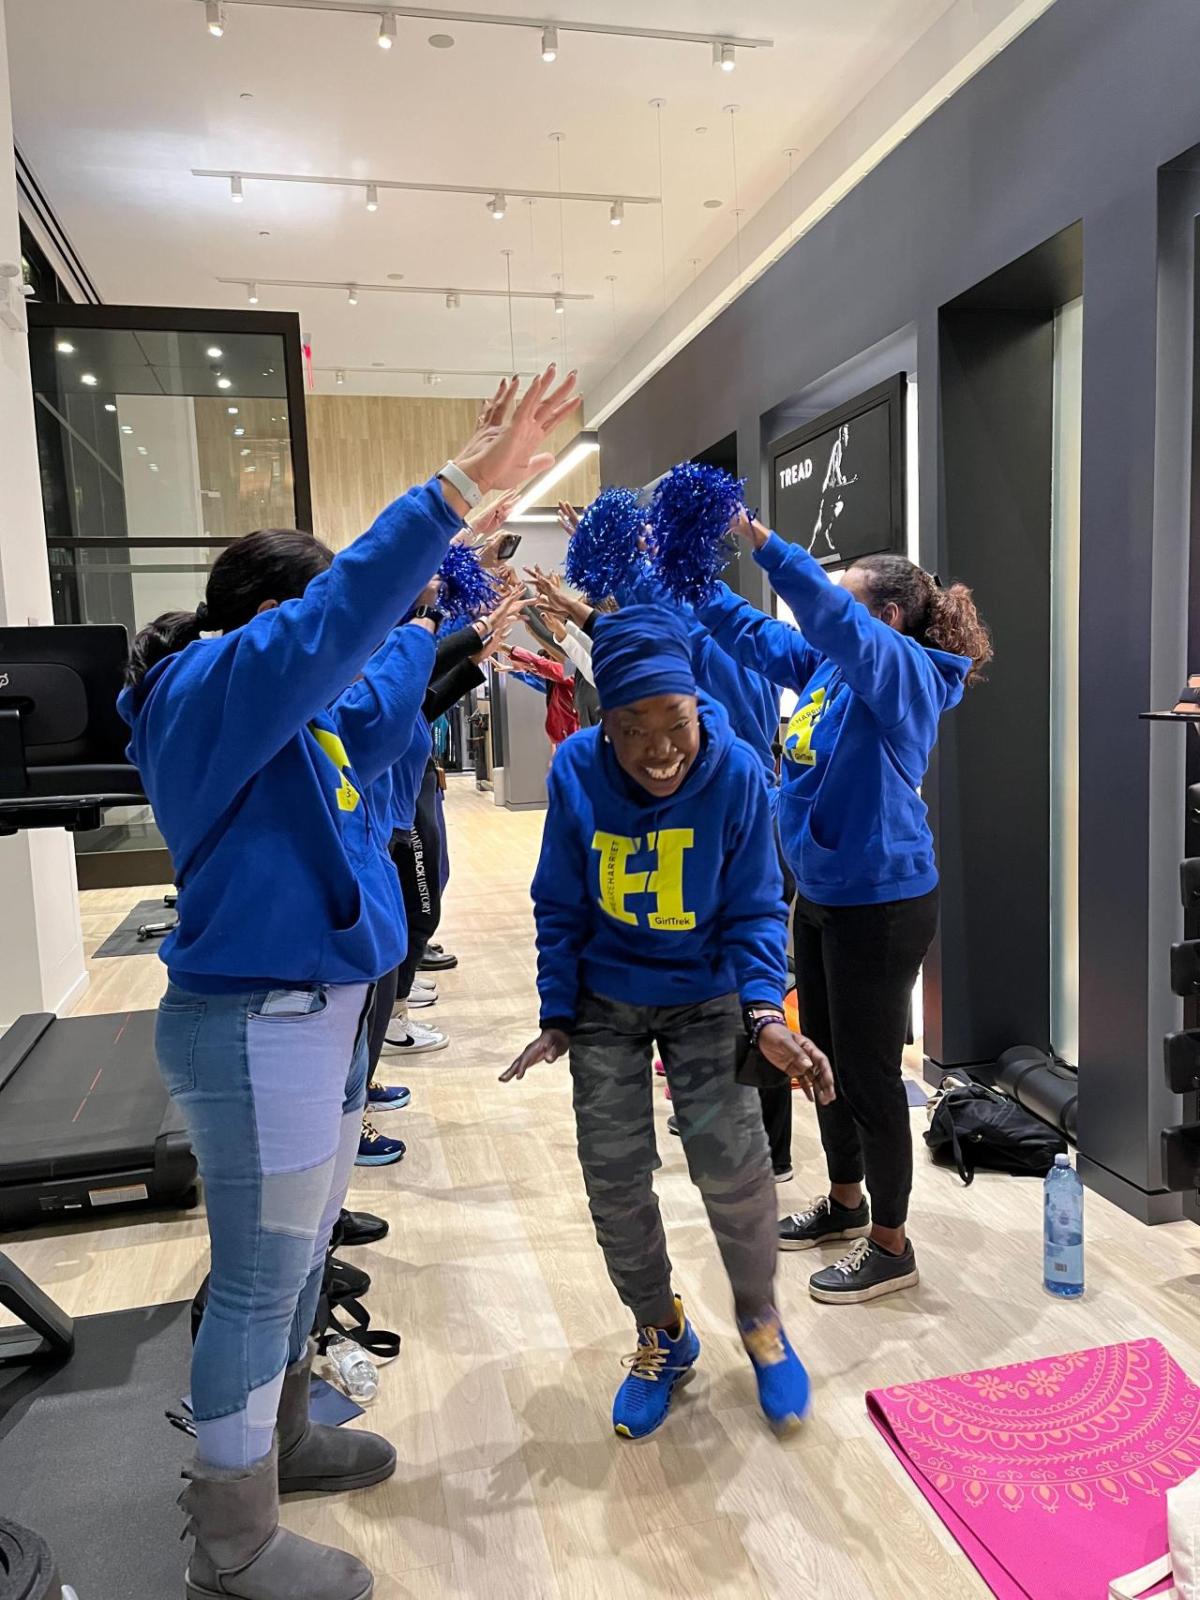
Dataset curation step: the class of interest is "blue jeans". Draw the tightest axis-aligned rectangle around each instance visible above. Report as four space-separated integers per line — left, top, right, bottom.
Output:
156 980 371 1467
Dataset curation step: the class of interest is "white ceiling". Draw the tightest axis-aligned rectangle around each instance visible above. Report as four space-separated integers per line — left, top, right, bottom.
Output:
8 0 1045 409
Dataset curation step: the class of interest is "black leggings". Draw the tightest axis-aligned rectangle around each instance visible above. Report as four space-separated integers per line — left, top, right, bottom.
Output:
366 962 399 1088
758 813 797 1172
393 766 444 1004
794 888 939 1230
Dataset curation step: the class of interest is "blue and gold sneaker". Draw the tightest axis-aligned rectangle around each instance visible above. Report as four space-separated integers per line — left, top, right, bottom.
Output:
612 1297 700 1440
366 1082 411 1113
739 1308 810 1435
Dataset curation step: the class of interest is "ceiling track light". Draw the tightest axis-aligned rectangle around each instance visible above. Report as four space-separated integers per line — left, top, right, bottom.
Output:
488 192 507 221
378 12 396 47
445 290 461 309
365 183 379 212
347 285 359 305
230 174 244 202
540 24 557 60
714 41 736 70
195 167 659 211
553 293 565 315
335 369 345 384
247 281 259 303
191 5 772 58
218 275 594 304
206 1 226 36
609 198 624 227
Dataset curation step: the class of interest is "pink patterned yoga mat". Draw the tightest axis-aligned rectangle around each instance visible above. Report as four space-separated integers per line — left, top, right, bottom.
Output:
868 1340 1200 1599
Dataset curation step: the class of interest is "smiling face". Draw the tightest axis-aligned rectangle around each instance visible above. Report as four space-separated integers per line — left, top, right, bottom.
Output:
603 693 701 798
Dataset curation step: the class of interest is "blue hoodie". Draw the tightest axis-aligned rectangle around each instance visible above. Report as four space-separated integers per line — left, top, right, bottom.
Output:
615 569 780 794
334 625 438 842
697 534 970 907
532 697 787 1026
118 479 461 990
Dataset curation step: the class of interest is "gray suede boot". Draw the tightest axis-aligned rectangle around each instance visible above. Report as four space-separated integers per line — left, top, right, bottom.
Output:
179 1441 373 1600
277 1340 396 1496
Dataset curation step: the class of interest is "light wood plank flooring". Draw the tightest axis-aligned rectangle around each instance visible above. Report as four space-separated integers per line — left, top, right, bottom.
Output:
8 775 1200 1598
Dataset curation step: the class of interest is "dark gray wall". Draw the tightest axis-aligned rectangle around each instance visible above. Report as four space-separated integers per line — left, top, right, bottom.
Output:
599 0 1200 1220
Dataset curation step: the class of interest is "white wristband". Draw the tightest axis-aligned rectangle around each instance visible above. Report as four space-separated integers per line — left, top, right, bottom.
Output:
438 460 483 510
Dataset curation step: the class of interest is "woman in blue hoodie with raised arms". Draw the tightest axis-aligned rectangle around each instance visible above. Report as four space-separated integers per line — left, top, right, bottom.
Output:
503 604 835 1442
118 368 576 1600
697 514 992 1308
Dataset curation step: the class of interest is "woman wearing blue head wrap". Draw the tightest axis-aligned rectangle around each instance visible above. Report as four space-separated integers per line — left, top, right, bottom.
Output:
502 603 834 1442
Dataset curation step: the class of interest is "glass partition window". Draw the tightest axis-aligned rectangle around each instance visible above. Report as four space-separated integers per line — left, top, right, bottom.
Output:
30 321 304 630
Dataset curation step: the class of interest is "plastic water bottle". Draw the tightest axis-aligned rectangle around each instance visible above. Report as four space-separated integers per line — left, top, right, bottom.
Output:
325 1337 379 1403
1043 1152 1084 1297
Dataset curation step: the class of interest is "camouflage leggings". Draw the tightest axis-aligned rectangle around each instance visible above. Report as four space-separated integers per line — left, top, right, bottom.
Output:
569 990 778 1328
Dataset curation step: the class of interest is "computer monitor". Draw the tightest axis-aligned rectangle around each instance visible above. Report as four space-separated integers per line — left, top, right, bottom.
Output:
0 625 143 827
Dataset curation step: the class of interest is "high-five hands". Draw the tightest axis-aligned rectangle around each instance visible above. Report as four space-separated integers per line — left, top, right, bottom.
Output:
466 489 521 543
500 1028 570 1082
448 368 579 510
524 565 593 627
756 1024 836 1104
557 501 580 537
729 508 772 550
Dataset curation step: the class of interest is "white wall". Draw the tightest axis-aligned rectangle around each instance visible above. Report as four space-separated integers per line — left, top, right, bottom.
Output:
0 5 87 1021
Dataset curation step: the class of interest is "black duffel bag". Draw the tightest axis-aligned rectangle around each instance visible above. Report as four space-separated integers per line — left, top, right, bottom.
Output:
190 1252 400 1360
924 1073 1066 1185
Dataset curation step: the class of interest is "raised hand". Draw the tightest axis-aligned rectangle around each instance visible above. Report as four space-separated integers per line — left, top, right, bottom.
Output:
500 1028 570 1082
729 508 771 550
557 500 580 537
467 488 522 541
451 367 579 503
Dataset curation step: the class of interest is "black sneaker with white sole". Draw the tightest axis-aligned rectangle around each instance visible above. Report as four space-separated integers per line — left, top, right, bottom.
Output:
808 1238 919 1304
778 1194 871 1251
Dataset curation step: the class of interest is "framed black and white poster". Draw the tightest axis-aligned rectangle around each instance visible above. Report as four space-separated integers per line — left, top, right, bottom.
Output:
768 375 906 570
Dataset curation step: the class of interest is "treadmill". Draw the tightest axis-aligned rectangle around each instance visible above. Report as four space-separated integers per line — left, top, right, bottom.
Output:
0 625 198 1229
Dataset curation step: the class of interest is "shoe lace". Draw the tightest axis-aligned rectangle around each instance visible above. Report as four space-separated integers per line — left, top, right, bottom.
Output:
832 1238 873 1278
361 1119 383 1145
621 1328 690 1384
740 1316 787 1368
788 1194 830 1228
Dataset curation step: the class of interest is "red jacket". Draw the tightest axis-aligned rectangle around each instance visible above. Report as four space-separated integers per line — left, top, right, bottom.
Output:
510 647 580 747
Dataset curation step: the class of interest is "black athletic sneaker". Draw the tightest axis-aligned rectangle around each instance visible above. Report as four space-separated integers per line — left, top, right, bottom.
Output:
778 1194 871 1251
419 942 458 972
808 1238 919 1304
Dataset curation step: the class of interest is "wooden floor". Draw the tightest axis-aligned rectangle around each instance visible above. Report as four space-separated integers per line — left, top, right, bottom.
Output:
8 775 1200 1598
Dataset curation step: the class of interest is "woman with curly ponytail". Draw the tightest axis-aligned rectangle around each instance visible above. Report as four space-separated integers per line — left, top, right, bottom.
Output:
696 516 991 1309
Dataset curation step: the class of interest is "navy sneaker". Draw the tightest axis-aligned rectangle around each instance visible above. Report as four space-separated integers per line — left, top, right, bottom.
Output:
808 1238 919 1304
356 1121 407 1167
739 1308 810 1434
612 1297 700 1440
367 1083 412 1113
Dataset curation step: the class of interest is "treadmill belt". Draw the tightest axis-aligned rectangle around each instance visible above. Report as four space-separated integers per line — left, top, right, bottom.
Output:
0 1012 165 1182
0 1300 193 1600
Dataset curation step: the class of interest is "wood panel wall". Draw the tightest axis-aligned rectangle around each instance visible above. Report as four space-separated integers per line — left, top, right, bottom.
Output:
304 394 599 550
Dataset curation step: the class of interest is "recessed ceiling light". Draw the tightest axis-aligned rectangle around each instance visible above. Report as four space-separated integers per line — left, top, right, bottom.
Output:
241 447 252 455
80 372 98 386
240 91 254 100
104 402 116 412
217 376 233 389
378 13 396 49
227 405 239 415
206 345 223 359
541 24 558 61
233 426 245 436
428 32 454 47
258 230 270 238
703 198 723 209
137 446 148 455
149 463 160 472
121 424 133 434
55 340 74 354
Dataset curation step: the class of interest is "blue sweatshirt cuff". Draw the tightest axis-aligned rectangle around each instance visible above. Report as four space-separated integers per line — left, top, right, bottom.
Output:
754 530 815 580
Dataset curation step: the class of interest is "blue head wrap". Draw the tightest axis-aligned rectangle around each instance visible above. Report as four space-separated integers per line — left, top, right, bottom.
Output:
591 604 697 711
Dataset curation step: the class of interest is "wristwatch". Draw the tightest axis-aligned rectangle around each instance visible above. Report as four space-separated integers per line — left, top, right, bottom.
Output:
410 603 447 625
437 460 483 510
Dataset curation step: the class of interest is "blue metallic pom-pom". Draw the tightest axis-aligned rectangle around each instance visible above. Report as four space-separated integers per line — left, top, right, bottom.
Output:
564 487 647 602
437 540 502 626
648 461 745 606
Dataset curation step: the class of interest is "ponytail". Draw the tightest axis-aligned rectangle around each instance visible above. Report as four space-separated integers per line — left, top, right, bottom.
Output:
850 553 993 687
125 611 205 688
123 526 334 690
925 580 993 686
